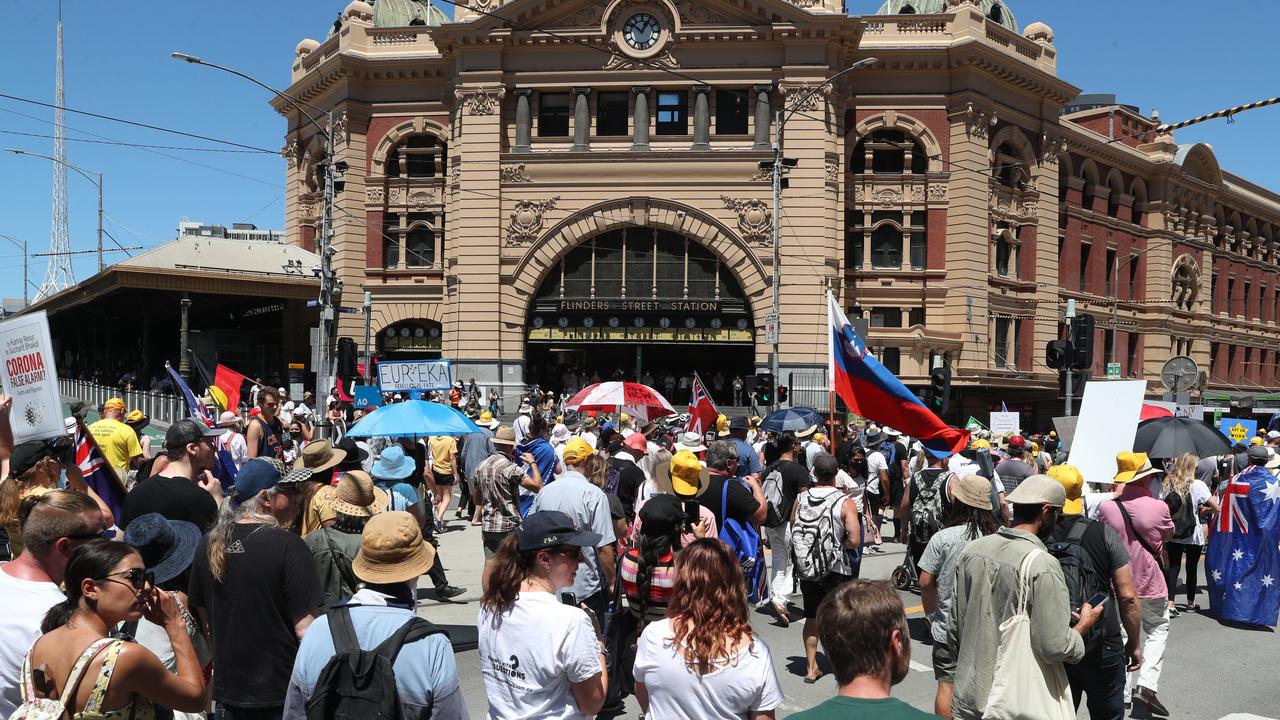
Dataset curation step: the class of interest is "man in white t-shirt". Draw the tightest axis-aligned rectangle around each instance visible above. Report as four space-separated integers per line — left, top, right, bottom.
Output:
863 427 889 552
0 490 108 718
513 404 533 445
217 411 249 470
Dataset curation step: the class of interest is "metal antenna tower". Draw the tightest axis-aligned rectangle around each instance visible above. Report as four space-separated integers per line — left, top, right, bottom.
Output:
36 1 74 301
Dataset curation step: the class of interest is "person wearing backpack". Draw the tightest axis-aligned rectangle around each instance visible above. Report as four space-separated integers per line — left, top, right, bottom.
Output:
285 510 465 720
684 443 768 604
1048 464 1143 720
904 453 953 568
304 471 388 608
1161 453 1220 617
759 433 812 627
790 453 863 684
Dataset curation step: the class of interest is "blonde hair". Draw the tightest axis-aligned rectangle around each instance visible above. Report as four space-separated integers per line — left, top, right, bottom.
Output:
1166 452 1198 498
580 454 608 489
0 462 56 526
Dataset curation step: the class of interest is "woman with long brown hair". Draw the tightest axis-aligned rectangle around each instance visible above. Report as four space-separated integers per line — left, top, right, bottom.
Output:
1163 452 1219 615
1 441 114 558
633 538 783 720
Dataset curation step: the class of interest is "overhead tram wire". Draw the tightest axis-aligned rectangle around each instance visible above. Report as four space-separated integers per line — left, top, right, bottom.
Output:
0 128 270 153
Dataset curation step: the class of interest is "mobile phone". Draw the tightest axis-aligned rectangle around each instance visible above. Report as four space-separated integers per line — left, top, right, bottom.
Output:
683 501 701 531
560 591 577 607
1086 592 1109 608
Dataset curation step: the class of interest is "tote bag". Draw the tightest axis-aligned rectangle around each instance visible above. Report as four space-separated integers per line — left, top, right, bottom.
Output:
983 549 1075 720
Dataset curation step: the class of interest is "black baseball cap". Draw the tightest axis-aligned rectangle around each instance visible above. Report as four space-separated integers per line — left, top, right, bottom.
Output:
729 416 751 431
164 418 226 453
516 510 602 552
638 494 685 537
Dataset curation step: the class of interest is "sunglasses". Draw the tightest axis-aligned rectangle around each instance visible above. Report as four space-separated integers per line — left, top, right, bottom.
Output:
98 568 156 591
551 547 584 562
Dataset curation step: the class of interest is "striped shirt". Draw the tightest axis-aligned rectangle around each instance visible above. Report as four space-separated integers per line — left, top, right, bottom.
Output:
620 549 675 621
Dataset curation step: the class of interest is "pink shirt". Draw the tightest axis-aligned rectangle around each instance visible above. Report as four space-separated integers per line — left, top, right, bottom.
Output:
1097 484 1174 599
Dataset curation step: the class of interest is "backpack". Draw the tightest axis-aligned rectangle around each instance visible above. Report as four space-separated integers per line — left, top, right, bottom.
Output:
718 479 765 603
909 469 952 546
790 488 846 582
306 606 447 720
1046 519 1108 654
603 461 623 496
761 464 787 528
1165 489 1197 540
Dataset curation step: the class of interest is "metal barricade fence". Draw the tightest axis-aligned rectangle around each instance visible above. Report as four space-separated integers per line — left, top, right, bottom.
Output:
58 379 186 426
787 370 830 413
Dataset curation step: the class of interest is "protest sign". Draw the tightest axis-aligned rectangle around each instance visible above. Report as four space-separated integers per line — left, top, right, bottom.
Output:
1067 380 1146 486
0 311 66 443
377 359 452 392
1218 417 1257 445
989 411 1020 435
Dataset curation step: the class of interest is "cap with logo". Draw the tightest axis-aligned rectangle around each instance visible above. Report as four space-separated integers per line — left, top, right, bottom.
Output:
164 418 226 454
516 510 603 552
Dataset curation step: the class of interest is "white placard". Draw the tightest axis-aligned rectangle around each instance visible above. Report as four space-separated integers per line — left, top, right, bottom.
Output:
0 311 66 443
376 359 452 392
1067 380 1147 486
989 411 1020 435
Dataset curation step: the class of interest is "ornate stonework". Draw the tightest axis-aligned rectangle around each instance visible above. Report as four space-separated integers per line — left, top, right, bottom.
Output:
963 102 997 139
604 49 680 71
825 160 840 184
874 188 902 208
281 143 298 168
780 83 830 113
721 195 772 246
366 187 385 204
455 87 506 115
500 164 533 183
675 0 728 23
331 111 350 147
569 4 605 27
927 184 948 202
408 190 436 209
506 196 561 245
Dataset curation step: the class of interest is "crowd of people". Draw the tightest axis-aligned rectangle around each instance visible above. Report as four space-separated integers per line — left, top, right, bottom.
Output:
0 384 1271 720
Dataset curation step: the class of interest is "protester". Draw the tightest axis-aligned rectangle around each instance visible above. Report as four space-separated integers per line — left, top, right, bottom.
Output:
460 411 500 523
792 453 863 684
2 441 115 557
286 511 466 719
760 432 812 626
632 451 718 548
88 397 144 481
292 439 348 536
304 471 387 607
725 416 763 481
581 452 628 543
1046 463 1143 720
948 475 1104 720
245 387 287 460
917 474 1000 719
518 414 558 510
785 581 935 720
217 411 250 470
429 433 462 524
1096 452 1174 715
903 451 953 565
863 426 889 553
1163 452 1219 614
478 511 608 719
994 435 1035 494
370 445 466 600
474 426 543 590
17 540 206 718
633 538 783 720
513 403 534 445
0 490 107 717
122 418 225 531
611 432 648 520
692 440 766 529
530 438 617 619
188 458 324 718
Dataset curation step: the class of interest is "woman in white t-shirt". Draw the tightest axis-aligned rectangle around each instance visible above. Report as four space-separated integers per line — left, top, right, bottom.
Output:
477 510 608 720
1164 452 1220 615
633 538 784 720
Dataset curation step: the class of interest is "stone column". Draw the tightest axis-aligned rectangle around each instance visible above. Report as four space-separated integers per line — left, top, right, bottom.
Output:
178 294 192 381
571 87 591 152
752 84 772 150
513 89 532 153
692 85 711 151
632 86 651 151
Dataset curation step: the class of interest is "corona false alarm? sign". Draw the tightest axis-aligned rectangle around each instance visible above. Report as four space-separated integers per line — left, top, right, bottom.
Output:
0 311 66 443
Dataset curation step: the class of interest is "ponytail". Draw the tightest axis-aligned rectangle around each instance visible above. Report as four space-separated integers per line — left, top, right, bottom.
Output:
480 533 535 613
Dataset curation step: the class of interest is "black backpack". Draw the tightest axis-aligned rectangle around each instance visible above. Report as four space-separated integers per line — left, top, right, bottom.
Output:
306 606 448 720
1165 490 1197 540
1047 518 1108 654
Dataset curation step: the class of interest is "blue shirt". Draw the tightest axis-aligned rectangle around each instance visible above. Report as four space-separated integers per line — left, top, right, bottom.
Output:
731 438 762 478
517 437 558 486
284 589 467 720
375 479 418 511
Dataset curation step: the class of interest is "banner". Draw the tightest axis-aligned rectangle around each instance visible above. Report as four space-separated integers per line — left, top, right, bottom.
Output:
989 412 1020 435
1067 380 1146 487
964 416 986 431
0 311 65 443
353 386 383 409
1218 417 1258 446
377 359 452 392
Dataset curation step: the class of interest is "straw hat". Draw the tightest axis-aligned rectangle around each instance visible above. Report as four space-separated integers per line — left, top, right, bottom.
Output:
294 439 347 473
329 470 389 518
352 511 436 584
493 425 517 448
1112 452 1162 485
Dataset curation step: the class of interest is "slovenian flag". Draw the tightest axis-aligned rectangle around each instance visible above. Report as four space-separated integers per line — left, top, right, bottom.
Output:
828 292 969 456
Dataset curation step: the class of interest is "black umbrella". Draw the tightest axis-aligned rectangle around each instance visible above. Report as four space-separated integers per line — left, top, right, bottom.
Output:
1132 416 1230 459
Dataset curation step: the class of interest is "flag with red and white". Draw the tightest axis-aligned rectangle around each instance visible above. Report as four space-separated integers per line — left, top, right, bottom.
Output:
685 374 719 437
73 419 127 522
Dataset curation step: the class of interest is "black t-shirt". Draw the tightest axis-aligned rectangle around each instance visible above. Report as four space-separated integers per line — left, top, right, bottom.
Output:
404 442 429 487
1052 515 1128 652
188 524 324 707
697 474 759 527
764 459 812 521
611 457 646 519
121 475 219 532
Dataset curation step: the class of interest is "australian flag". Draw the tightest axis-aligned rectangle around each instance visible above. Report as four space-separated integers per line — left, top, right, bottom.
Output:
1206 464 1280 626
72 419 127 524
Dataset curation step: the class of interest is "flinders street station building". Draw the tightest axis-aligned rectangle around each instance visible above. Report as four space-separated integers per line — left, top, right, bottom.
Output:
277 0 1280 419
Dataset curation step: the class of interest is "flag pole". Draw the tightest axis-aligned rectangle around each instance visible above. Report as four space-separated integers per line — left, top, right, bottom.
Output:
827 291 837 446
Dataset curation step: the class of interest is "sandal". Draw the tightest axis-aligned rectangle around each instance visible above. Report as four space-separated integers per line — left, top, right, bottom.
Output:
803 672 827 684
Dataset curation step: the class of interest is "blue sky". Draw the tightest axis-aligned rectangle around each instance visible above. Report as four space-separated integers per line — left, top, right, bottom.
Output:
0 1 1275 303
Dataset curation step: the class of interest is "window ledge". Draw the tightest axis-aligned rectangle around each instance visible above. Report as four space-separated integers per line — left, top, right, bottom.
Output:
990 276 1036 292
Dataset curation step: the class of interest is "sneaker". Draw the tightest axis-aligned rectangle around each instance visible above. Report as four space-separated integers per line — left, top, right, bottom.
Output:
435 584 466 600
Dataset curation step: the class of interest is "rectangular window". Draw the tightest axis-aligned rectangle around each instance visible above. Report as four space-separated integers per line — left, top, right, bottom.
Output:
656 91 688 135
382 213 400 269
881 347 901 375
1244 280 1253 319
994 318 1010 368
1262 285 1270 323
1274 289 1280 324
715 90 749 135
537 93 570 137
1128 255 1140 300
1104 326 1115 364
1228 344 1238 380
1227 277 1236 316
870 307 902 328
845 212 864 270
1105 248 1116 296
596 92 630 136
1211 272 1219 313
908 307 926 327
909 211 927 270
1079 243 1091 292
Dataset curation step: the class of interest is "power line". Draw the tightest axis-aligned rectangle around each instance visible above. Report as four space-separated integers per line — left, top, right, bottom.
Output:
0 127 271 153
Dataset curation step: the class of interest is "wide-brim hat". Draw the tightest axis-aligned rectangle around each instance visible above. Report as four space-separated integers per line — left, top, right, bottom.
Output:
796 424 819 439
493 425 518 447
329 470 389 518
216 411 242 429
670 450 711 499
549 424 572 444
371 445 416 480
674 431 707 453
479 411 500 430
952 475 993 512
334 435 370 467
862 432 884 447
122 513 201 585
295 439 347 474
1113 451 1162 485
353 511 436 584
1266 448 1280 470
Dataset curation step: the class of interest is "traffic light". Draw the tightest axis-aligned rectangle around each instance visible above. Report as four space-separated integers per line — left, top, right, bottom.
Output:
337 337 358 379
1045 340 1072 370
754 372 774 406
1071 314 1095 370
777 385 789 404
927 366 951 415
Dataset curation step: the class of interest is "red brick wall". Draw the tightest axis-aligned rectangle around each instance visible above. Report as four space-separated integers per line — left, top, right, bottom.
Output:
299 225 316 253
366 210 384 270
927 208 947 269
364 114 452 173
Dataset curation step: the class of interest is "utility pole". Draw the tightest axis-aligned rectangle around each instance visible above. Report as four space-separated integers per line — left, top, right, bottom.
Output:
96 172 104 272
363 290 373 385
1065 299 1076 416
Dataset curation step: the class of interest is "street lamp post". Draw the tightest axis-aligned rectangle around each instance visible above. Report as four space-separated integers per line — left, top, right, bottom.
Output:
5 150 104 272
768 58 877 411
174 52 343 439
0 234 29 308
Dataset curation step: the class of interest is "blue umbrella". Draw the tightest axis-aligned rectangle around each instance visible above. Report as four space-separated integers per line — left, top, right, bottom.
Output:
760 407 823 433
345 399 481 438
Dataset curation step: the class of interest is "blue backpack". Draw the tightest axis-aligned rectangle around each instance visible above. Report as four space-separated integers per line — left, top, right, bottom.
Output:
720 478 765 603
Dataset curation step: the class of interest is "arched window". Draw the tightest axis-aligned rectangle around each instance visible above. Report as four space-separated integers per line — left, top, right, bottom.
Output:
386 134 447 178
1079 161 1100 211
994 226 1019 278
900 4 916 13
852 130 928 175
870 219 903 269
992 141 1030 189
1106 170 1125 218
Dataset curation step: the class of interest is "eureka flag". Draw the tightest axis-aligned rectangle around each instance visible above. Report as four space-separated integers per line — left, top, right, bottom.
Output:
1206 464 1280 627
827 292 968 456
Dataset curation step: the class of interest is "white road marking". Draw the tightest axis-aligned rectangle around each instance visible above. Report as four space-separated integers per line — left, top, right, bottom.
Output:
909 659 932 673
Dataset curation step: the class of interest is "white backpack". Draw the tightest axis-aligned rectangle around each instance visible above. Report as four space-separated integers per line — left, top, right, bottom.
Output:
790 488 846 581
761 465 786 528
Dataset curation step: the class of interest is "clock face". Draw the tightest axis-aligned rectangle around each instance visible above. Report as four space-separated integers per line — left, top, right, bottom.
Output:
623 13 661 51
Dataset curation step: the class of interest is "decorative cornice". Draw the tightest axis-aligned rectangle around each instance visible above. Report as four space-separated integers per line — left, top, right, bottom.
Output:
779 82 831 113
500 164 533 184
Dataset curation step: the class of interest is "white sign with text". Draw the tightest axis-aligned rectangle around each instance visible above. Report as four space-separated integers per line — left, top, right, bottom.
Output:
376 359 452 392
0 311 66 443
989 411 1020 435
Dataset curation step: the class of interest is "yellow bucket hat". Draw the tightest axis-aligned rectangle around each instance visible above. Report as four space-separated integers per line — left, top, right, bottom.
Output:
1047 464 1084 515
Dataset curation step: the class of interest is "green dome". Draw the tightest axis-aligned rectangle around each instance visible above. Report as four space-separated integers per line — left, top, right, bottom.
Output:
373 0 449 28
874 0 1018 32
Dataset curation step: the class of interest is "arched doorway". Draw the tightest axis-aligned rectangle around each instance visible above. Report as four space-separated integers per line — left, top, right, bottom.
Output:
378 319 443 359
525 227 754 405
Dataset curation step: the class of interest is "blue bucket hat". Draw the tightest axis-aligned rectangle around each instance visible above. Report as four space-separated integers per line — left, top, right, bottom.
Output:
372 444 416 481
123 513 201 585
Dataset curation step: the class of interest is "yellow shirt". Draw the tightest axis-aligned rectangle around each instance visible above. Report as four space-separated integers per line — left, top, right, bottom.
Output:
88 418 143 477
429 435 457 476
302 484 337 537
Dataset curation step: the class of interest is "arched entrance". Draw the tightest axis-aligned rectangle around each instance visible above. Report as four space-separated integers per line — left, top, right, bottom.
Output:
525 227 754 405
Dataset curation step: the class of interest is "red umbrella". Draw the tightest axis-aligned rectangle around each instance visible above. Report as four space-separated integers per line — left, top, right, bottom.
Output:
1139 403 1174 422
565 381 677 422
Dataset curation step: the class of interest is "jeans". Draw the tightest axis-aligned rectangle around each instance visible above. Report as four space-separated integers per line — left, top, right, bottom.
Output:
1066 645 1127 720
1165 542 1202 604
766 524 793 606
1122 598 1169 694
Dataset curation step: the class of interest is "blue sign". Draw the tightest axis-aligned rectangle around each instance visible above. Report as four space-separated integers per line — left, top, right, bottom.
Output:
353 386 383 409
1218 417 1258 445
